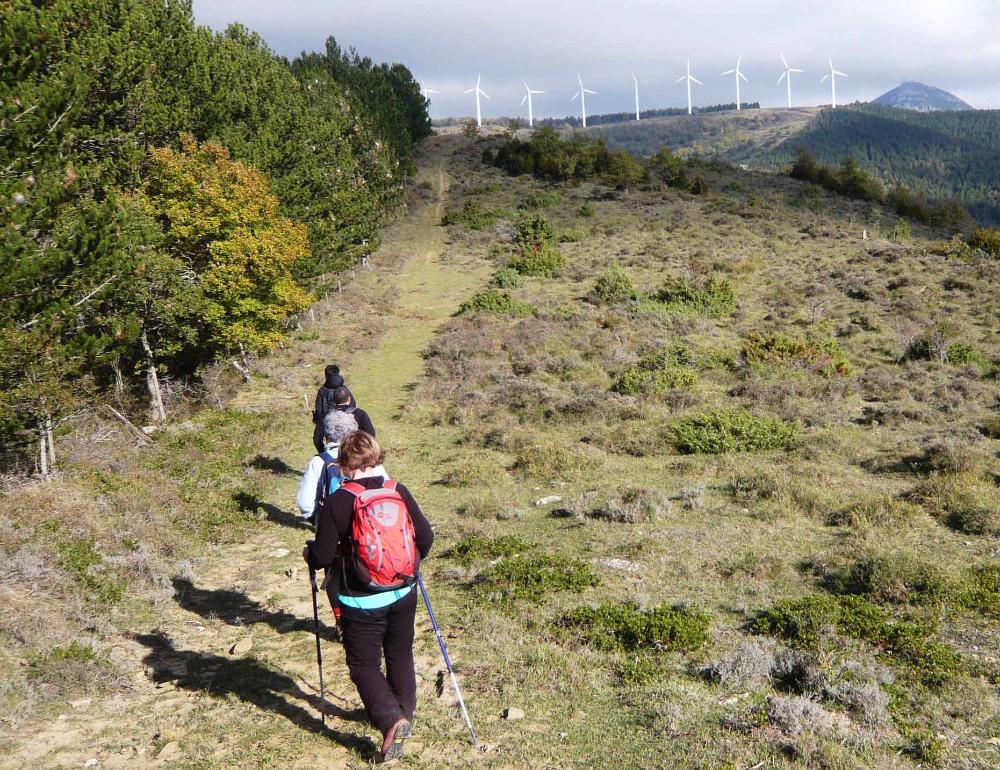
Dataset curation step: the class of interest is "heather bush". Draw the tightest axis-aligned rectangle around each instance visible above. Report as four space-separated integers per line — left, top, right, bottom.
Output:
457 289 534 317
672 409 803 454
648 276 736 317
593 266 637 304
479 553 600 602
489 268 524 289
558 602 709 652
741 332 852 376
906 472 1000 535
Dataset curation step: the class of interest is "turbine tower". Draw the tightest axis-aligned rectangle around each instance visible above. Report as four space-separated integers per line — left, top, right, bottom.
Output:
778 53 804 109
675 59 702 115
721 56 749 110
571 74 597 127
463 73 490 127
820 58 848 108
632 73 641 121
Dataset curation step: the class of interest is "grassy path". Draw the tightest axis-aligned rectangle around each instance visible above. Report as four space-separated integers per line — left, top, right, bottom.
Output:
6 142 491 770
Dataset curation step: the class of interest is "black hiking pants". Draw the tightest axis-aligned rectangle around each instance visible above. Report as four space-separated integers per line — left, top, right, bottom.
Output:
340 589 418 735
312 422 325 454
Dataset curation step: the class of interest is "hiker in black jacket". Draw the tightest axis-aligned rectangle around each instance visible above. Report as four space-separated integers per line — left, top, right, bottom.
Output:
312 365 356 452
304 432 432 762
331 386 376 438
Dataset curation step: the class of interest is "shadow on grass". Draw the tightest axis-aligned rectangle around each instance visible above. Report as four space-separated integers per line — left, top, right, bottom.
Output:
232 490 306 529
248 454 301 477
134 632 374 756
171 577 338 642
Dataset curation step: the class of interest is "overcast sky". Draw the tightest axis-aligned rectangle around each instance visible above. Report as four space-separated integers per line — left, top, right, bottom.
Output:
193 1 1000 119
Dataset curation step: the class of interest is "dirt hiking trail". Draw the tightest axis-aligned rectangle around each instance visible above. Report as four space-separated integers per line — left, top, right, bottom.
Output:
5 141 492 770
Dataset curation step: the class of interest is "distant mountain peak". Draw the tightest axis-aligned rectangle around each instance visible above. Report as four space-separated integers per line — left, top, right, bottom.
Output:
872 82 972 112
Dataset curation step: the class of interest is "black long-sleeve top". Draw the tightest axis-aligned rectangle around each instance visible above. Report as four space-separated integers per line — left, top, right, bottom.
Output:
337 404 376 437
312 385 356 423
305 476 433 595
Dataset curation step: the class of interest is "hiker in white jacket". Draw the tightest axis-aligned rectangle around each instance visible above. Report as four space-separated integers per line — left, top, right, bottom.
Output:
296 410 388 524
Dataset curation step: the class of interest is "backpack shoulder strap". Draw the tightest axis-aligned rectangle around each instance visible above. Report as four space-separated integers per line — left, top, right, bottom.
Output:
341 481 365 497
343 405 357 414
383 479 398 491
319 450 336 465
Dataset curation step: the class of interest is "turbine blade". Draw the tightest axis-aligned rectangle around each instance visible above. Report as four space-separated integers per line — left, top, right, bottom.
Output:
691 77 702 85
739 72 749 82
533 90 545 95
520 94 528 105
721 69 735 76
778 72 786 84
781 52 788 68
584 88 597 94
480 90 490 99
522 79 529 90
820 74 829 83
464 87 475 94
675 75 686 83
835 71 848 77
737 55 743 67
791 68 804 73
571 92 579 101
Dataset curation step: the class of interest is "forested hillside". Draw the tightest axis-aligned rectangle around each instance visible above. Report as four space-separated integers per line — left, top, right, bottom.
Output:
762 105 1000 224
0 0 430 472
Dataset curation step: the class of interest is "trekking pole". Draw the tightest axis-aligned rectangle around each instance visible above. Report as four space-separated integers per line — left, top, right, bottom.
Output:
309 568 327 725
416 573 478 747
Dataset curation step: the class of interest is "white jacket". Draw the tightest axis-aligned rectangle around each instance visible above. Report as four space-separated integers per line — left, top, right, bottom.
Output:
296 443 389 517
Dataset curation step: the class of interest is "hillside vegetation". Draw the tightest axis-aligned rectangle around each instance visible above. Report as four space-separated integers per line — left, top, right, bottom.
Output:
0 0 430 472
420 130 1000 768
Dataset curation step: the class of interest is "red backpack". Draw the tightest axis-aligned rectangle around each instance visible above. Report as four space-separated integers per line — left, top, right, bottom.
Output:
342 479 418 591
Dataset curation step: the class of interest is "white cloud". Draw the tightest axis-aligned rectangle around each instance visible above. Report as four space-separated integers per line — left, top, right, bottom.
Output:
192 1 1000 117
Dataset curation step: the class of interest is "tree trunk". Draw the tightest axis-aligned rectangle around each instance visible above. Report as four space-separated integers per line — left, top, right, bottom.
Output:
45 414 55 466
38 426 48 477
111 357 125 399
141 329 167 422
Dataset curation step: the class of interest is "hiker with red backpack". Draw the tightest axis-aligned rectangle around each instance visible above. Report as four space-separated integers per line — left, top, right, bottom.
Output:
304 431 432 762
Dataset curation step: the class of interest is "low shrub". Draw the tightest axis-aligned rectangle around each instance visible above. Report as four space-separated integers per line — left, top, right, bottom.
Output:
508 242 566 277
57 538 124 604
980 414 1000 439
457 289 534 317
479 553 600 601
969 226 1000 257
614 365 697 396
558 602 709 652
518 190 562 209
829 496 925 528
583 487 672 523
906 472 1000 535
753 594 961 686
577 201 595 217
741 332 852 377
823 552 953 606
509 440 591 479
489 268 524 289
444 535 533 565
613 343 698 397
716 551 784 580
960 562 1000 619
442 200 500 230
648 276 736 318
671 408 803 454
729 473 783 502
27 641 120 697
593 266 636 304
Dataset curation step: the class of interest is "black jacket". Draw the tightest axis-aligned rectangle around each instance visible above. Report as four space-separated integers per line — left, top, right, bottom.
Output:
336 404 376 437
313 384 356 423
306 476 433 596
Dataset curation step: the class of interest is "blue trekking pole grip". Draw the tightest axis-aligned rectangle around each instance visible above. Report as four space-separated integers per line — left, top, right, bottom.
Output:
417 573 478 746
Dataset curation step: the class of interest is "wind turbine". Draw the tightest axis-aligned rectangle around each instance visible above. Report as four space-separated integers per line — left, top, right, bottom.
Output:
571 74 597 127
419 81 439 100
520 80 544 127
778 53 804 109
721 56 749 110
463 73 490 127
675 59 702 115
820 58 848 108
632 73 641 120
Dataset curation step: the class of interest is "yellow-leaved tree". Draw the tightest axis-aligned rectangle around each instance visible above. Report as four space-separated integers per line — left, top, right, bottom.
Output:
135 135 312 360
